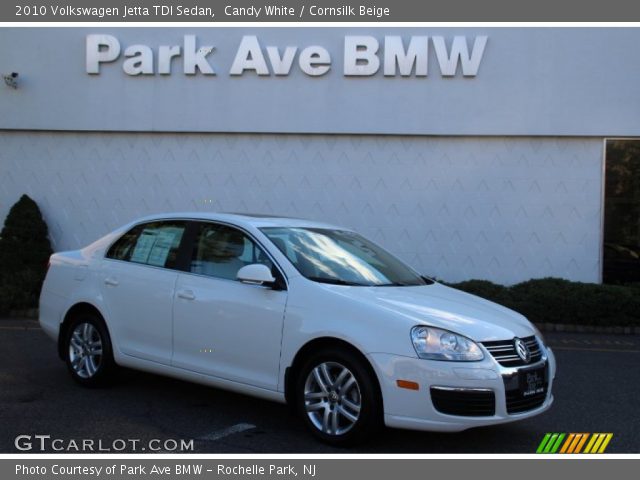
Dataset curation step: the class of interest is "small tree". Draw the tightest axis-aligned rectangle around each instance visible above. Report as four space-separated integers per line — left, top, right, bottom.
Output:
0 195 53 314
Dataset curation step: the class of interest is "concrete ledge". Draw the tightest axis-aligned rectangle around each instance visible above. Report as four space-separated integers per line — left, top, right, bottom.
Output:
4 308 38 319
537 322 640 335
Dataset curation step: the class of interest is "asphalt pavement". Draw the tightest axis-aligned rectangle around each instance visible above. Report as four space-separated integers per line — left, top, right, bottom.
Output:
1 319 638 453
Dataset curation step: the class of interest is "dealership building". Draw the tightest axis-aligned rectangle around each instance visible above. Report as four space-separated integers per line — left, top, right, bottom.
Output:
1 27 639 285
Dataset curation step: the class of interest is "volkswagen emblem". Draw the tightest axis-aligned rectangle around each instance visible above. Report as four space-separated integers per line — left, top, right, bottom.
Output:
514 337 531 363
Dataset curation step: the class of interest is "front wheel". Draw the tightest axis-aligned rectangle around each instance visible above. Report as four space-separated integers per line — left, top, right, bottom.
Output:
296 348 382 446
64 312 115 387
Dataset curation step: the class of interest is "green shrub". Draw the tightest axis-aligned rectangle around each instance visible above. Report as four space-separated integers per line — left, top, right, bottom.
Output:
0 195 53 314
445 279 511 305
449 277 640 328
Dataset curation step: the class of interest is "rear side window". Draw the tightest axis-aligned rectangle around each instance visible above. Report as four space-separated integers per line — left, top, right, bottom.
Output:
106 227 141 261
106 221 187 269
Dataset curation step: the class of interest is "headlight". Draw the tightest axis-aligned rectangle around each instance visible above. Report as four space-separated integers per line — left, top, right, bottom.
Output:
410 326 484 361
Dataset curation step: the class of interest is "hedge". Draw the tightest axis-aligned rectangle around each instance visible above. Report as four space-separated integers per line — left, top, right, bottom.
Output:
447 278 640 328
0 195 52 315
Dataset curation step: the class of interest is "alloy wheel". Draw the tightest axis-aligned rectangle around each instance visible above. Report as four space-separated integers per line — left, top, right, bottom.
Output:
68 322 103 379
303 361 362 436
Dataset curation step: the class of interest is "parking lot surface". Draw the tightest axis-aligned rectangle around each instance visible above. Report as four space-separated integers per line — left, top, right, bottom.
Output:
1 320 638 453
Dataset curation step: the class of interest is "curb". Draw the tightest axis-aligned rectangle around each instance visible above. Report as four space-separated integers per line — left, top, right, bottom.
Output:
536 322 640 335
5 309 38 319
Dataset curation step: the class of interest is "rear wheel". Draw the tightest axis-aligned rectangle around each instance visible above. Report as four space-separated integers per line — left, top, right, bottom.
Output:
296 348 381 446
64 312 115 387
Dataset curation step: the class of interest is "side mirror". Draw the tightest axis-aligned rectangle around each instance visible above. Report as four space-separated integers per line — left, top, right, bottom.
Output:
237 264 276 286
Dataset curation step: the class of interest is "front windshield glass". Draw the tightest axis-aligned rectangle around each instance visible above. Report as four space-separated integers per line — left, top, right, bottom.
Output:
261 227 428 287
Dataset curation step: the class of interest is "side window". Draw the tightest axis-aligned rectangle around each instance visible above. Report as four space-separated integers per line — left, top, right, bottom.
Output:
106 226 141 261
106 221 187 269
190 223 273 281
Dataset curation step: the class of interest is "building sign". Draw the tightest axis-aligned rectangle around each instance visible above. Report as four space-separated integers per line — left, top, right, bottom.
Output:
86 34 488 77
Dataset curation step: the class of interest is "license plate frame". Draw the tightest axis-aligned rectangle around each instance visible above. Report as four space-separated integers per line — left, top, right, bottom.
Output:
518 365 546 397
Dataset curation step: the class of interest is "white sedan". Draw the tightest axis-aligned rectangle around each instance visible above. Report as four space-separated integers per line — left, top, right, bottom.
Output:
39 213 556 445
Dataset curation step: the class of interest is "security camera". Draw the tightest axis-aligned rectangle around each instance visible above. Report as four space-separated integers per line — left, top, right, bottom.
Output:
3 72 18 89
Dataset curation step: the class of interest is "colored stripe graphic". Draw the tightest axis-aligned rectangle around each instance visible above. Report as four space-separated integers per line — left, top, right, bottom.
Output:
538 433 613 454
559 433 575 453
536 433 552 453
544 433 559 453
536 433 565 453
584 433 614 454
567 433 584 453
574 433 589 453
549 433 565 453
597 434 613 453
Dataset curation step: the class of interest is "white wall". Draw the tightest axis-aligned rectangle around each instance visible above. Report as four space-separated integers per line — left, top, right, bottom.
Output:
0 131 603 284
1 28 640 136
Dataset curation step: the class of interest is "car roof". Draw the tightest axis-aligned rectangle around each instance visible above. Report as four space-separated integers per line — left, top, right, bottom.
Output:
126 212 347 230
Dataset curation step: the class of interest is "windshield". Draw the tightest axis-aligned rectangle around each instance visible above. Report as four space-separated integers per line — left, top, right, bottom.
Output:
261 227 429 287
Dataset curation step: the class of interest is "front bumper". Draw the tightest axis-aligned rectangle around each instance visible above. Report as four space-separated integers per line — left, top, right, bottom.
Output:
367 345 556 432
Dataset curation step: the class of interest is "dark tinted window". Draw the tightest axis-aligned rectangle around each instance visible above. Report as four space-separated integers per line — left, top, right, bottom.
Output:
106 226 141 261
603 140 640 284
106 221 187 269
190 223 273 281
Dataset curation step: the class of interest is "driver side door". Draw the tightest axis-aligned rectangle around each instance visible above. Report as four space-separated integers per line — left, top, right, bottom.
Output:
171 221 288 391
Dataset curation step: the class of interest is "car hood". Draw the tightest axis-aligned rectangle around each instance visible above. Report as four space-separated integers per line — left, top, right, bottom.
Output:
327 282 534 342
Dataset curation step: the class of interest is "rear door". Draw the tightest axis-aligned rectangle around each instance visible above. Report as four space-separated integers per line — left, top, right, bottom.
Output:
99 220 188 365
171 221 287 390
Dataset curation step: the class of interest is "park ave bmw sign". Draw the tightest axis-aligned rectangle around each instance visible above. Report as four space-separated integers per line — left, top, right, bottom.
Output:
86 34 488 77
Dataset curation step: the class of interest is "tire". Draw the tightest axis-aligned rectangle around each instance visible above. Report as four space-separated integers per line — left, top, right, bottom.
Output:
63 311 116 387
296 347 382 446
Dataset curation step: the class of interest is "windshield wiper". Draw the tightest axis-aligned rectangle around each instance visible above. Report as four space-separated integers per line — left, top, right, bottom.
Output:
375 277 433 287
307 277 365 286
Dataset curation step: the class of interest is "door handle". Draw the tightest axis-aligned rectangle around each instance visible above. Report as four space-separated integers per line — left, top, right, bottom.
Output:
104 277 119 287
177 290 196 301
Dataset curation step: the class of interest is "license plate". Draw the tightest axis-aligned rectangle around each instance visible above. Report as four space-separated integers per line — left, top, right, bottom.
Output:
519 366 546 397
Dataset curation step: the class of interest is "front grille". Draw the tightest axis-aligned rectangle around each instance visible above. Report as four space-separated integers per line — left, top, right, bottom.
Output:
482 336 542 367
430 387 496 417
505 389 547 414
502 364 549 414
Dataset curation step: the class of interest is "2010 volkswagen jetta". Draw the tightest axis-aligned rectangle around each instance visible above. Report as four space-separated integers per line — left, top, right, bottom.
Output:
39 212 556 445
